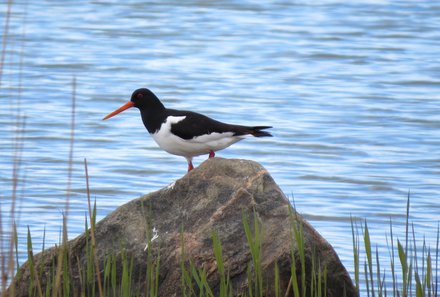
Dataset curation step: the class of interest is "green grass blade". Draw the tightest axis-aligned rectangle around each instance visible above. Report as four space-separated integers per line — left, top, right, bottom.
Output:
212 231 228 296
292 222 306 297
415 271 422 297
288 216 300 297
375 246 382 297
27 226 43 297
434 223 439 297
426 250 431 297
351 217 360 294
364 221 375 297
398 240 408 297
387 219 397 297
364 261 370 297
242 211 263 297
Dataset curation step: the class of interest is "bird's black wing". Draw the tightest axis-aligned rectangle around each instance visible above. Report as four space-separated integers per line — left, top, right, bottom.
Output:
167 109 237 140
167 109 272 139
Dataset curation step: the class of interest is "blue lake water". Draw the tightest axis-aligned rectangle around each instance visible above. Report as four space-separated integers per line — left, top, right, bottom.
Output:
1 0 440 294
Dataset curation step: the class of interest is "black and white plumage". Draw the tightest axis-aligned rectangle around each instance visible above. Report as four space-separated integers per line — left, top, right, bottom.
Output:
103 88 272 172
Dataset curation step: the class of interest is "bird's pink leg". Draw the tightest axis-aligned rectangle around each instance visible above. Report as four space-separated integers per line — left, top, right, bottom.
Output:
186 157 194 172
209 150 215 158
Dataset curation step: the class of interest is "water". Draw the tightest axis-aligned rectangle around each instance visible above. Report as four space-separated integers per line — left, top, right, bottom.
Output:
1 0 440 294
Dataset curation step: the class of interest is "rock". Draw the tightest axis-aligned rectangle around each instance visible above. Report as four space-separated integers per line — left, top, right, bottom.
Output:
11 158 356 297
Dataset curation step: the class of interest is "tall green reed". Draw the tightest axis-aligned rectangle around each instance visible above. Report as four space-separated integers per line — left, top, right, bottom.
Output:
354 194 439 297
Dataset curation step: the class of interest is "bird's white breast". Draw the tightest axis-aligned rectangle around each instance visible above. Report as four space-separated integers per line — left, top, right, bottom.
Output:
151 116 244 157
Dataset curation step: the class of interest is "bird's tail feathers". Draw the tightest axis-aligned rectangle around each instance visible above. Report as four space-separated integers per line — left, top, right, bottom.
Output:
250 126 272 137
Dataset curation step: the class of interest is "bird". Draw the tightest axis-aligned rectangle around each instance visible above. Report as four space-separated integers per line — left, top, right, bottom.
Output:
102 88 272 172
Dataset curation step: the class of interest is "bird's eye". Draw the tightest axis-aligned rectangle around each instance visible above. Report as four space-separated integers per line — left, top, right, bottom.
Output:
137 93 143 100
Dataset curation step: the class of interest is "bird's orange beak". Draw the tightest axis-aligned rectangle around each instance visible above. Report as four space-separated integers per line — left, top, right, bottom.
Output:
102 101 135 120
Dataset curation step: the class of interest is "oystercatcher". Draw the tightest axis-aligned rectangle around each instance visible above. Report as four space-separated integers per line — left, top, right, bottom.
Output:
103 88 272 172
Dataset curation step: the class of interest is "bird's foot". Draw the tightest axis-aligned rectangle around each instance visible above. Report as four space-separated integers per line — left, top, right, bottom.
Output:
209 150 215 158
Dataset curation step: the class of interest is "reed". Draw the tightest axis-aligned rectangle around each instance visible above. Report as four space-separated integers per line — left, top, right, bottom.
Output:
1 1 26 295
352 194 439 297
243 211 263 297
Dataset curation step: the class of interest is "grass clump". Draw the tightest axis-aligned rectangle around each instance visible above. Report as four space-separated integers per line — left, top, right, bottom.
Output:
243 211 264 297
351 194 439 297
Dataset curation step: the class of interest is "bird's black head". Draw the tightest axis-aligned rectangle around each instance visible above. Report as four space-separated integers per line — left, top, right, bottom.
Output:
102 88 165 120
130 88 165 110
